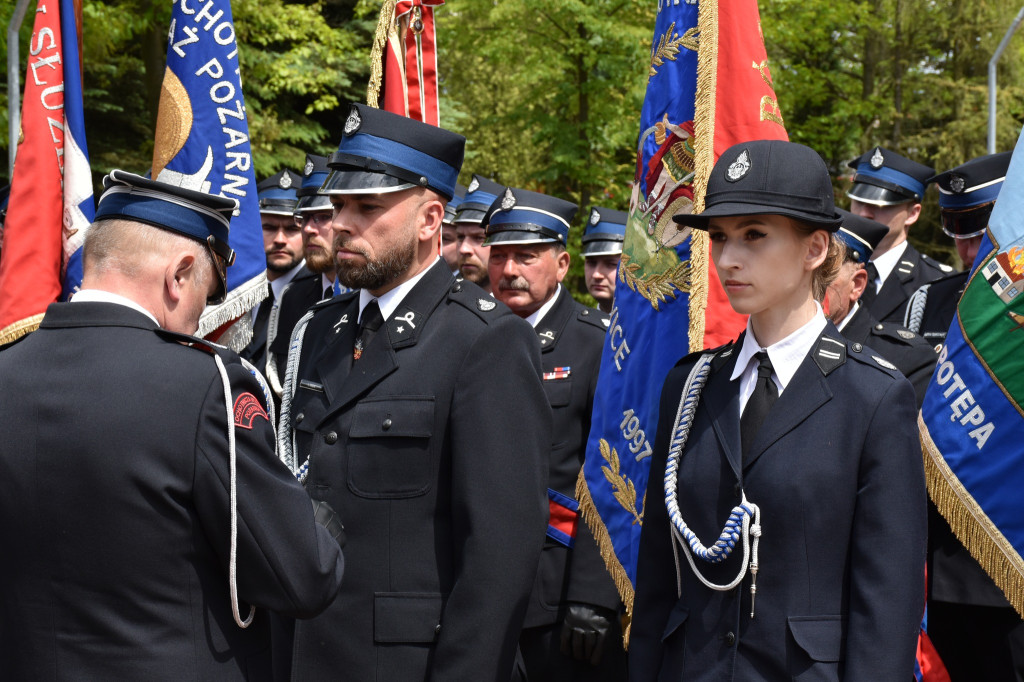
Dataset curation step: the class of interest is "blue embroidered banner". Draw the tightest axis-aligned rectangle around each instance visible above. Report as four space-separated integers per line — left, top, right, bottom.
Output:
920 124 1024 616
153 0 265 341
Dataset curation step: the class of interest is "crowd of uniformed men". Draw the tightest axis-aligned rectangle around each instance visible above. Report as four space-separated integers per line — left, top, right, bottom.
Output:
0 100 1019 681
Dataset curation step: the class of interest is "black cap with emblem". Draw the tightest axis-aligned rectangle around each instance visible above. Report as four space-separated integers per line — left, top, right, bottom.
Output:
582 207 627 257
257 169 301 216
455 175 504 225
295 154 332 213
483 187 578 246
929 151 1011 239
443 184 467 226
673 140 841 231
321 103 465 201
846 147 934 207
835 208 888 263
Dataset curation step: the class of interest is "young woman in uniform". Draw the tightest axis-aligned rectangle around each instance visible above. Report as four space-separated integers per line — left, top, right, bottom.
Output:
629 140 927 681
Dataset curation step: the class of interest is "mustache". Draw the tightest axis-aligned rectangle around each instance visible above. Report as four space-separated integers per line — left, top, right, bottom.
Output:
332 235 369 259
498 276 530 291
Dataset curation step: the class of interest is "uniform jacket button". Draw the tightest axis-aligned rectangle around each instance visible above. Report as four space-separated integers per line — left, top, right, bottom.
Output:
295 412 305 424
324 431 338 444
382 418 393 431
724 631 736 647
852 343 863 352
434 623 442 635
875 323 884 331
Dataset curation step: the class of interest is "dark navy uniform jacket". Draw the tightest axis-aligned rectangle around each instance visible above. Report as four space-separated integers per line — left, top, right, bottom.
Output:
0 302 344 682
905 269 968 350
869 243 952 325
282 260 551 682
525 288 621 627
630 324 926 682
837 303 937 407
268 266 322 375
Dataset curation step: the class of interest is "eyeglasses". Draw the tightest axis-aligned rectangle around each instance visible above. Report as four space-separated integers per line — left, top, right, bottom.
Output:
294 212 333 229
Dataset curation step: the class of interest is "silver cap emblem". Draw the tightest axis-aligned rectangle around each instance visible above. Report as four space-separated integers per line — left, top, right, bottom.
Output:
725 149 751 182
279 173 292 189
477 298 496 312
869 147 884 169
590 209 601 225
500 188 516 211
949 174 966 194
467 177 480 193
304 160 314 176
344 108 361 135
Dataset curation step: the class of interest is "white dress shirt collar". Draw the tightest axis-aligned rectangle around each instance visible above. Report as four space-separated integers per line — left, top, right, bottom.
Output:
836 301 860 332
526 285 563 328
358 258 440 323
270 261 305 301
70 289 160 326
870 240 908 294
730 302 827 413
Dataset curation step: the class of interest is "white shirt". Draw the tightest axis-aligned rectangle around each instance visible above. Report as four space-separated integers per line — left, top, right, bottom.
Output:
836 301 860 332
321 274 336 300
250 261 305 322
358 257 440 323
526 285 563 328
730 302 827 414
869 240 908 295
71 289 160 326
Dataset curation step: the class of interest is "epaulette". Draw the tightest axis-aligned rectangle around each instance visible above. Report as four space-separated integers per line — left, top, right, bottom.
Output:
870 321 924 346
154 327 230 357
844 336 902 377
447 279 502 322
921 252 954 273
698 341 736 373
812 335 847 376
577 306 610 331
309 291 355 314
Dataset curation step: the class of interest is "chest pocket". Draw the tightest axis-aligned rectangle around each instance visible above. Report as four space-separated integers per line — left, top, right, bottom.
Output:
542 378 572 407
348 396 435 499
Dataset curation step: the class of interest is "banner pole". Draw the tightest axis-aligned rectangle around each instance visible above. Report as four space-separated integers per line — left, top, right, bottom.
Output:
6 0 33 177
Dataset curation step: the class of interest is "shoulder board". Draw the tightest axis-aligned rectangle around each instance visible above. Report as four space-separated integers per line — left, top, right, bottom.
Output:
812 335 847 376
447 279 503 322
871 321 923 346
309 291 355 313
154 328 232 359
577 306 610 330
921 253 954 273
845 337 902 377
698 341 737 372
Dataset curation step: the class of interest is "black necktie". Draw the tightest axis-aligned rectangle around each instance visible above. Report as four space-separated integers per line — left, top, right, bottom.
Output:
862 262 880 306
252 282 274 339
353 300 384 361
323 285 333 300
740 351 778 461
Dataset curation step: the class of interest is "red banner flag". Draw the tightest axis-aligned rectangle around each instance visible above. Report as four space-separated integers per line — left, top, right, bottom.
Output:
0 0 67 343
368 0 443 126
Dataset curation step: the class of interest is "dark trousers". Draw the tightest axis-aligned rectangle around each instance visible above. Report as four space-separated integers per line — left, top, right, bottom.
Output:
519 620 627 682
929 601 1024 682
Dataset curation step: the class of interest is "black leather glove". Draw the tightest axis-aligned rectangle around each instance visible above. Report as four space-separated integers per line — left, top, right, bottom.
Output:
559 602 616 666
311 498 346 547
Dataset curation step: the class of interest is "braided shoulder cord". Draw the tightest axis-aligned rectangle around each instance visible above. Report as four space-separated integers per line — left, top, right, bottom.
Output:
264 289 286 399
664 353 763 616
904 284 930 333
277 309 317 482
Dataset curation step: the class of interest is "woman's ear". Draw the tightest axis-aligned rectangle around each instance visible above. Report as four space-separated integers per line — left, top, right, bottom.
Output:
805 229 829 271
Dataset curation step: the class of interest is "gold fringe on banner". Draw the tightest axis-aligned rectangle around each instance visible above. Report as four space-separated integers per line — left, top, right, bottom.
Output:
920 412 1024 617
576 469 638 646
0 313 45 346
687 0 718 353
366 0 398 108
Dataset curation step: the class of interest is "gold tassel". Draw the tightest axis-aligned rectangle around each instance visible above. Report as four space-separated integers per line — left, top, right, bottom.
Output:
920 413 1024 618
687 0 718 353
576 468 638 649
366 0 398 108
0 313 45 346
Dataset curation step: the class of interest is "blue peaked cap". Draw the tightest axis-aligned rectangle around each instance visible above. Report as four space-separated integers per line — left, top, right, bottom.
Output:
582 206 627 256
484 187 578 246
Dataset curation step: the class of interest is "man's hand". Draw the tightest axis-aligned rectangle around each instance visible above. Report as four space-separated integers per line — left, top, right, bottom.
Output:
560 602 616 666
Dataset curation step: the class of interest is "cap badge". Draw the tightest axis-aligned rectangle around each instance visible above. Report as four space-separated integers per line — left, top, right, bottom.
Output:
590 209 601 225
870 147 884 169
467 177 480 193
344 108 362 135
279 173 292 189
949 174 966 194
500 188 516 211
725 149 751 182
477 298 496 312
304 160 314 176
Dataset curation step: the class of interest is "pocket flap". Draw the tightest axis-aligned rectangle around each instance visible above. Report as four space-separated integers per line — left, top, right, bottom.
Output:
542 378 572 407
374 592 443 644
788 616 844 662
350 397 434 438
660 602 689 642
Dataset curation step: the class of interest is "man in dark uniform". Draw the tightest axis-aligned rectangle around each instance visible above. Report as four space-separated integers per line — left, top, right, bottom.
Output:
906 152 1024 681
905 152 1013 351
581 206 627 314
266 154 339 394
441 183 465 273
240 168 303 366
847 146 952 324
486 187 626 681
0 171 344 681
826 208 937 407
454 174 504 294
276 104 551 682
